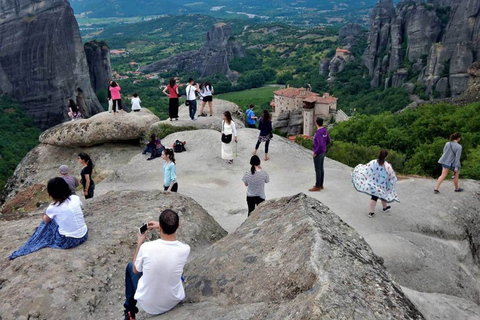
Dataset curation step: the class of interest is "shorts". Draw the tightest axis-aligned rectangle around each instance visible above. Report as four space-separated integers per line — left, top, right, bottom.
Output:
442 164 454 170
203 96 213 102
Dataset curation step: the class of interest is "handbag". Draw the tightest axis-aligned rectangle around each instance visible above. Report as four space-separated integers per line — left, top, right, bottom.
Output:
221 120 232 144
185 85 192 106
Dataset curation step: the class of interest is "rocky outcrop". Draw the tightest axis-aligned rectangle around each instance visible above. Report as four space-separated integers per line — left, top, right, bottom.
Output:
0 190 227 319
141 24 244 79
153 194 424 319
84 41 112 94
458 61 480 103
0 0 103 130
364 0 441 89
273 110 303 136
39 109 159 147
339 23 364 47
365 0 480 97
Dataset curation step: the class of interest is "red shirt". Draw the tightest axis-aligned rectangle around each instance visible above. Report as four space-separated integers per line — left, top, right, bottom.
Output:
168 85 178 98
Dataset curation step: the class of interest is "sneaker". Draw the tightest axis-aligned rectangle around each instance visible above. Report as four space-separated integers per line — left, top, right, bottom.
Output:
147 157 155 161
124 310 135 320
382 206 391 212
308 186 322 192
455 188 464 192
434 189 440 194
368 212 375 218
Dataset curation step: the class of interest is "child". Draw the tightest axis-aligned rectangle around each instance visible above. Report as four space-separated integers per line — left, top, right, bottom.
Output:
131 93 141 112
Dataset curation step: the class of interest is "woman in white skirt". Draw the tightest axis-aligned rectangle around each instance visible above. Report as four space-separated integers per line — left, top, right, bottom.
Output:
221 111 238 164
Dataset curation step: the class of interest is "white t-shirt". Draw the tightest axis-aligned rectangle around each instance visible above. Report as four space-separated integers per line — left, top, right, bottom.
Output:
134 239 191 315
131 97 142 110
45 195 88 238
202 86 213 96
186 84 197 101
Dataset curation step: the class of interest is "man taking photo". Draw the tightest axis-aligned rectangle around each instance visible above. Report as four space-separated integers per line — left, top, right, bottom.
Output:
124 209 190 320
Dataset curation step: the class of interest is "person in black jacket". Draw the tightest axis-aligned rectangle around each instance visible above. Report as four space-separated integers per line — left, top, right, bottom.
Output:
253 110 273 161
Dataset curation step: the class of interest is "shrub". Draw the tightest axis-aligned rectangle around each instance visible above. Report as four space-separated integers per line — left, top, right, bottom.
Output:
146 123 197 140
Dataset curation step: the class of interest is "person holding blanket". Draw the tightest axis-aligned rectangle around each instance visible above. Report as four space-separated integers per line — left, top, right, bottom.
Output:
10 178 88 259
351 149 399 218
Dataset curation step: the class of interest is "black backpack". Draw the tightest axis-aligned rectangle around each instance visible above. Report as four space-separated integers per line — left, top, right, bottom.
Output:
173 140 186 153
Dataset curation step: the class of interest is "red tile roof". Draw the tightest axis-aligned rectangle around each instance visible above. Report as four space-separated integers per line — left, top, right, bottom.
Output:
336 48 351 54
274 87 337 104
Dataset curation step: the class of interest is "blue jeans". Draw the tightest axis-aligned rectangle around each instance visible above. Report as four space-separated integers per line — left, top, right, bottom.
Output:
313 153 326 188
188 100 197 120
124 262 143 313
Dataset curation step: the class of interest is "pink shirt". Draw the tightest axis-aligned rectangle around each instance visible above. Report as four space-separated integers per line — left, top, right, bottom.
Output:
168 85 178 98
109 86 122 100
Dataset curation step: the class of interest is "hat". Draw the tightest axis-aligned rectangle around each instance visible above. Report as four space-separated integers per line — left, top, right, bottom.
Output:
59 165 69 174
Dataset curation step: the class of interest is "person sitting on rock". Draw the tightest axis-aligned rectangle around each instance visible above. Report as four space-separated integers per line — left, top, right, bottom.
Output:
143 134 164 160
9 177 88 260
59 164 79 193
67 99 82 121
123 209 190 320
131 93 142 112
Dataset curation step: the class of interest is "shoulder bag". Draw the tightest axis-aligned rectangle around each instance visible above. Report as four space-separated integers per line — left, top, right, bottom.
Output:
185 86 192 106
221 120 232 144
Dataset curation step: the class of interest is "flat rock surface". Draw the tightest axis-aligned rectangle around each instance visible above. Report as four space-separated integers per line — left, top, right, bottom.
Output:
0 191 227 320
39 109 159 147
154 193 424 319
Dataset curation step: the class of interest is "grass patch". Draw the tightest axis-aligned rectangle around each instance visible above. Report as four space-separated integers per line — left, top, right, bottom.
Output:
217 86 280 115
146 123 198 140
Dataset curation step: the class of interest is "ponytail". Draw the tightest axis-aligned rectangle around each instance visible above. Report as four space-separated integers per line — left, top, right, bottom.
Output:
250 155 260 174
165 148 176 164
377 149 388 166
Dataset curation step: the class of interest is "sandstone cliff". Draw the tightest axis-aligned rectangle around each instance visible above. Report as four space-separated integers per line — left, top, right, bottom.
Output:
84 41 112 94
140 23 245 79
0 0 103 129
364 0 480 96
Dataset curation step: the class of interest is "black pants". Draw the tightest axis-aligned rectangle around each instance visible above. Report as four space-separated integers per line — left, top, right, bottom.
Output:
255 139 270 154
164 183 178 192
169 98 179 119
247 196 264 216
112 99 122 112
248 124 256 129
313 153 325 188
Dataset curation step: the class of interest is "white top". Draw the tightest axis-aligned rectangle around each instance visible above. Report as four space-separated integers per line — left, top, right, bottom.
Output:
222 120 237 136
131 97 142 110
186 84 197 100
134 239 191 315
201 86 213 96
45 195 88 238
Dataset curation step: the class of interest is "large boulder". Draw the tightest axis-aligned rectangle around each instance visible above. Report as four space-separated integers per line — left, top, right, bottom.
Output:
0 0 103 130
0 191 227 319
84 41 112 94
39 109 159 147
153 194 424 319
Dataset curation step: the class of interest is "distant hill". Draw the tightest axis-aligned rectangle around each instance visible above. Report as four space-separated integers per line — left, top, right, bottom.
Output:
69 0 380 24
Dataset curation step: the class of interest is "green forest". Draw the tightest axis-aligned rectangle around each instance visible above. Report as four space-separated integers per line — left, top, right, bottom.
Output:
0 98 40 192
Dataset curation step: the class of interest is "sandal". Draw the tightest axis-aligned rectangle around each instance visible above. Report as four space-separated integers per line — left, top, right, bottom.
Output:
434 189 440 194
454 188 464 192
264 156 269 161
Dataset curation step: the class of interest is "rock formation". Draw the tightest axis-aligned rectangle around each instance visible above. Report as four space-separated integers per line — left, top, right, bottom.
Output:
272 109 303 136
0 191 227 319
339 23 364 48
39 109 159 147
364 0 480 97
153 193 424 319
84 41 112 94
0 0 103 130
140 23 244 79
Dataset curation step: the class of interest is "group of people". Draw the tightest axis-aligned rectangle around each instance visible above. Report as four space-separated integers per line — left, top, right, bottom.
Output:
163 77 215 121
15 74 468 320
108 80 143 115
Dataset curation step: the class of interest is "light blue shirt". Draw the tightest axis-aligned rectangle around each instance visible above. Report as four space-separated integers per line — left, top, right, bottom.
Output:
246 109 256 125
163 162 177 187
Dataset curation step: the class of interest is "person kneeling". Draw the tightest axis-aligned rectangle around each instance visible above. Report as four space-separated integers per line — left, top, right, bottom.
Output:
124 210 190 320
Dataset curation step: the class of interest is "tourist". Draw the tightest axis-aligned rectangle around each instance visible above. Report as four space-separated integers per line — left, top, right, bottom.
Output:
131 93 142 112
434 132 464 194
221 111 238 164
59 165 79 193
245 104 257 128
198 81 214 117
162 78 180 121
242 155 270 216
185 78 199 121
107 79 113 113
9 177 88 260
309 117 330 192
253 109 273 161
143 134 164 160
123 209 190 320
109 81 124 115
78 153 95 199
162 149 178 192
67 99 82 121
351 149 399 218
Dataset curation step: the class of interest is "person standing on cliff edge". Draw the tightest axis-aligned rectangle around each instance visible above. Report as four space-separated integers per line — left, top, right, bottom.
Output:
309 117 330 192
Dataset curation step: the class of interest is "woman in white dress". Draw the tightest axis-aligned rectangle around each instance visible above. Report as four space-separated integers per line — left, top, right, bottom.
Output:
221 111 238 164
